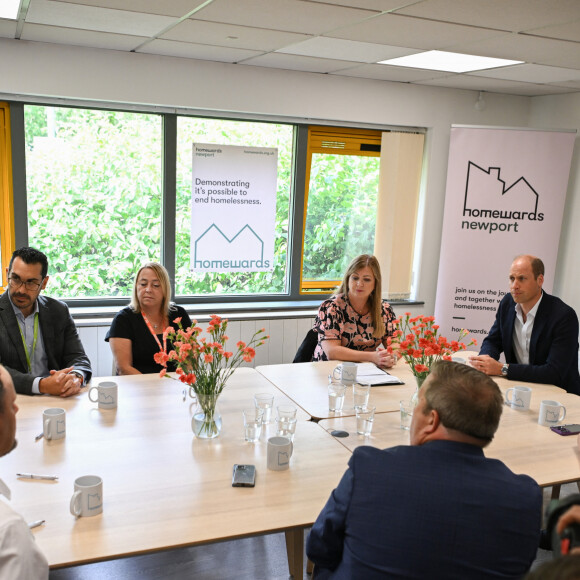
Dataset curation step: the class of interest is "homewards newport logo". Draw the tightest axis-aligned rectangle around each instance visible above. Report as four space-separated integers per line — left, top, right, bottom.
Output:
461 162 544 234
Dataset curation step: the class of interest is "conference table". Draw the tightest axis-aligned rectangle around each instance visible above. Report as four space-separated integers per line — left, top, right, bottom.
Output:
6 369 352 577
317 376 580 490
256 359 419 420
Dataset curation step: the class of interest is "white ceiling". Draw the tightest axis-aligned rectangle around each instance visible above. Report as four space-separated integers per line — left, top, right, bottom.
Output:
2 0 580 97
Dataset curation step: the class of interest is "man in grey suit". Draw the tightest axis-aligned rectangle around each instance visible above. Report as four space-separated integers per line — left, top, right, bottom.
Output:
0 247 91 396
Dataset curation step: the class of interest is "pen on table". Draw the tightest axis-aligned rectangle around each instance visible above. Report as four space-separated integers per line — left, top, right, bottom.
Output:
16 473 59 481
28 520 45 529
35 432 44 441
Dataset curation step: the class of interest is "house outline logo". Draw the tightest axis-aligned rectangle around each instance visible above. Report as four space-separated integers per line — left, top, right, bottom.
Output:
461 161 544 234
192 223 270 270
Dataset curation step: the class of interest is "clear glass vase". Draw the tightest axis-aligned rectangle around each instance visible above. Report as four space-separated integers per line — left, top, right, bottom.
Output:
411 374 428 406
191 393 222 439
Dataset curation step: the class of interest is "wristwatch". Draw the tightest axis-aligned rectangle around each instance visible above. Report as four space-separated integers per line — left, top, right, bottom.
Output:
501 363 509 377
68 370 84 384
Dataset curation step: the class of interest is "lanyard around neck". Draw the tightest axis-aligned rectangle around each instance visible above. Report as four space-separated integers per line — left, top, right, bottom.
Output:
142 312 167 353
17 313 39 373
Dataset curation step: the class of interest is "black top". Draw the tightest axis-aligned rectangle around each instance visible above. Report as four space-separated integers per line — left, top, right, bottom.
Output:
105 305 192 374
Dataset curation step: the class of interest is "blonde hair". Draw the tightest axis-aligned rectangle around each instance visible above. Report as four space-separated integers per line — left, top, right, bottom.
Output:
130 262 172 316
336 254 384 338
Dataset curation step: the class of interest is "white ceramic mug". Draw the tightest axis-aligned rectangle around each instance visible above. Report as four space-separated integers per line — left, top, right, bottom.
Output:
43 408 66 440
505 386 532 411
267 436 293 471
332 362 357 385
89 381 118 409
538 400 566 426
70 475 103 517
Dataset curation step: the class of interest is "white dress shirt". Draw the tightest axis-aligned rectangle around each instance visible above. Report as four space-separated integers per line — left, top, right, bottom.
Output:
0 479 49 579
512 293 543 365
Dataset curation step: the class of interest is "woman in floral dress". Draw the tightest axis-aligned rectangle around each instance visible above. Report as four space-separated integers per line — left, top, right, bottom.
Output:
312 254 396 368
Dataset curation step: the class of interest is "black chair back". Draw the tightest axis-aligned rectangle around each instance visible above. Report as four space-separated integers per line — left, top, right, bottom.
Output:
293 329 318 363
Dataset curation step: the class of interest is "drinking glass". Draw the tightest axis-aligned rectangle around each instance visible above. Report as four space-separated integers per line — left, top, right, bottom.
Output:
254 393 274 424
328 378 346 412
243 407 264 442
356 405 376 436
400 400 414 430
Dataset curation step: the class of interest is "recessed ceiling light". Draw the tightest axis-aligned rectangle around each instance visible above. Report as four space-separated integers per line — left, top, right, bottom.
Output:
378 50 523 73
0 0 21 20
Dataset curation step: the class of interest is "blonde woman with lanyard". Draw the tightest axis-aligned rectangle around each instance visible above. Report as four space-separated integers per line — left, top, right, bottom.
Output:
106 263 191 375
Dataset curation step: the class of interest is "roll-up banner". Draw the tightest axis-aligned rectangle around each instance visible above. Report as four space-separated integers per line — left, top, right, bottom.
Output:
190 143 278 272
434 126 576 342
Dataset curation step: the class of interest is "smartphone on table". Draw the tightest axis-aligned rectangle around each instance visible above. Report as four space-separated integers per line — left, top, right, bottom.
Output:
232 464 256 487
550 424 580 436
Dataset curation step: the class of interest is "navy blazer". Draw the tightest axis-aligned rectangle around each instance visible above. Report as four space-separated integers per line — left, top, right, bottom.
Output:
0 291 92 395
306 442 541 580
479 291 580 394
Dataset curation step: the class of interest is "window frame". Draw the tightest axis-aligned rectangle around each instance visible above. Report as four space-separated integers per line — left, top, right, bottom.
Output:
4 99 425 310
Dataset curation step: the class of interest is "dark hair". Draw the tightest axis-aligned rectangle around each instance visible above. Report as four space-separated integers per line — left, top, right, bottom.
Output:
9 247 49 279
423 361 503 445
0 372 5 409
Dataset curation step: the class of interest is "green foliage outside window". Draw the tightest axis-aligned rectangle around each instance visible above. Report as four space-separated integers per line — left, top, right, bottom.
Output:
303 153 379 282
25 106 162 298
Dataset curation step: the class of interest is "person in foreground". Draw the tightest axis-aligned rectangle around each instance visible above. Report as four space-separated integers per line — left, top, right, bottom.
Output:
0 247 92 396
106 262 192 374
0 365 49 578
306 361 542 580
312 254 396 368
470 254 580 394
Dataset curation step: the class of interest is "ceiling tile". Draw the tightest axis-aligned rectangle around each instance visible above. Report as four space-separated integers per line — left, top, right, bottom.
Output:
470 63 580 84
329 13 502 49
21 22 146 50
138 38 262 62
276 37 419 63
331 62 450 82
394 0 580 33
26 0 177 36
0 19 17 38
526 19 580 43
240 52 362 73
51 0 207 18
416 74 578 96
162 18 310 52
192 0 377 35
452 33 580 69
307 0 408 10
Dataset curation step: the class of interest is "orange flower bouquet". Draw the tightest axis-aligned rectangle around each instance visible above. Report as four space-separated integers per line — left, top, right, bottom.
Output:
155 314 269 438
388 313 477 391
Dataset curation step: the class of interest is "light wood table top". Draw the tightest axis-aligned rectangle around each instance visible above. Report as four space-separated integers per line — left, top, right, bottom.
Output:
318 381 580 488
256 359 420 420
5 369 350 574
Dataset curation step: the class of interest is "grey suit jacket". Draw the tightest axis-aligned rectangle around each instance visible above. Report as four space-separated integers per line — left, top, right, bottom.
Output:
0 291 92 395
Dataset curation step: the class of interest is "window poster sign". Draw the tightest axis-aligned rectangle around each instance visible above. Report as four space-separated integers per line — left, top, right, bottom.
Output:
434 126 576 342
190 143 278 272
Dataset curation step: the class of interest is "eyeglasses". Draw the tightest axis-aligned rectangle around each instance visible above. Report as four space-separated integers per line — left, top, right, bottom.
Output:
7 276 43 291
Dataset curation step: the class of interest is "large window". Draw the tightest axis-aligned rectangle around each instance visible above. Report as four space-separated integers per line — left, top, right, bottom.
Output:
0 101 425 306
24 106 162 298
175 118 293 296
301 127 381 292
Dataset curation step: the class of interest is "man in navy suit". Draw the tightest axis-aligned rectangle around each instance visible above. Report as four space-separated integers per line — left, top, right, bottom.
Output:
306 361 542 580
0 247 91 396
470 255 580 394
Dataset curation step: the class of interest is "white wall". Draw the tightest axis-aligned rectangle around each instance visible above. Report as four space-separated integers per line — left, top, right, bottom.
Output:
0 38 540 319
529 93 580 315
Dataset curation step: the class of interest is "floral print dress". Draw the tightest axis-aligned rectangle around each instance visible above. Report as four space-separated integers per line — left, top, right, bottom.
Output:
312 293 396 361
